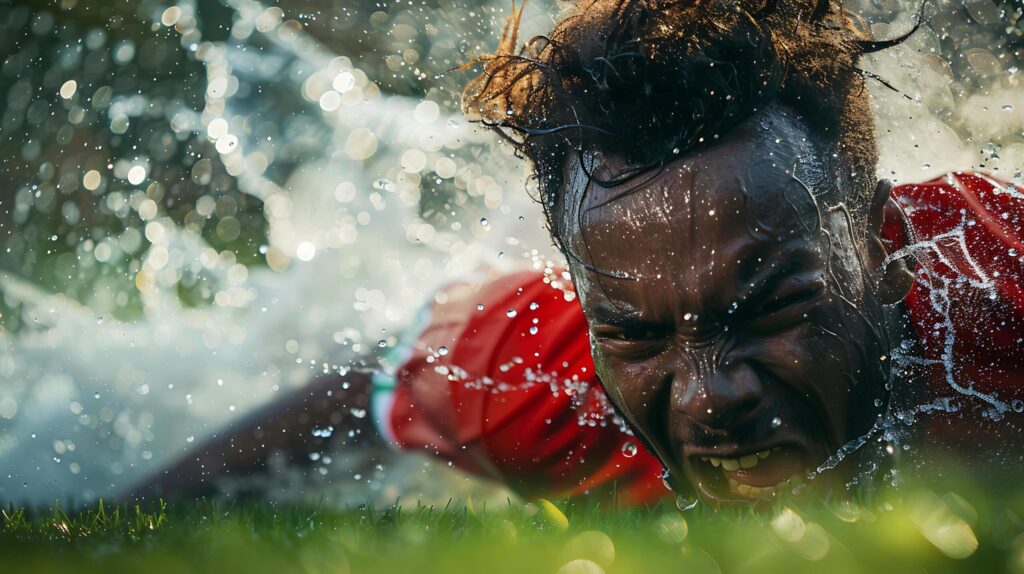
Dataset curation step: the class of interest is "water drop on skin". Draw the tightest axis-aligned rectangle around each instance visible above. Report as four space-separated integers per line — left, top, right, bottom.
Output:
661 469 673 491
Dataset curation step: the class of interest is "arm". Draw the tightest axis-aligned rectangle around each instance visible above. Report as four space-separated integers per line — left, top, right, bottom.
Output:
129 368 380 501
387 269 668 506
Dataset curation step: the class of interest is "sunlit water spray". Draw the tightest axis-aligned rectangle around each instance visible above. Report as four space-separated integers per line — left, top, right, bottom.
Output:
0 0 557 506
0 0 1021 507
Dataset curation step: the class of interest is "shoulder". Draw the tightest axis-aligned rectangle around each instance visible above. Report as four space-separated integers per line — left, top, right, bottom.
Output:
890 171 1024 246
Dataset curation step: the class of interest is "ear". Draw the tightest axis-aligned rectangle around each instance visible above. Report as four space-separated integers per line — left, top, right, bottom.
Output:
866 179 915 304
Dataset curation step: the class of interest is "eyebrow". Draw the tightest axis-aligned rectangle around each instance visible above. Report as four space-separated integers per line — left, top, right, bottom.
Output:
585 243 821 325
588 301 650 327
738 252 814 305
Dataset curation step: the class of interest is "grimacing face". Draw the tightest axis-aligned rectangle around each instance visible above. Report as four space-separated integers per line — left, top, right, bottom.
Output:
562 106 915 506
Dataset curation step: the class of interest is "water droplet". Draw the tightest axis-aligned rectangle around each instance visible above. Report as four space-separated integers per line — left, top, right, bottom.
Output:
378 340 387 348
1013 399 1024 413
1002 104 1014 112
529 326 539 335
621 440 638 458
506 309 517 318
675 494 699 511
437 346 449 356
372 178 395 192
445 119 459 128
476 303 484 311
771 416 782 428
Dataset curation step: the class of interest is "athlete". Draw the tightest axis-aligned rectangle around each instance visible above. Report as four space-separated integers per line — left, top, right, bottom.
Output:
135 0 1024 506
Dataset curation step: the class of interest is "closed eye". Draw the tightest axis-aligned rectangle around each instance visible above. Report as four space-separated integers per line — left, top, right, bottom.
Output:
743 283 825 331
755 284 825 315
591 327 670 360
592 325 670 342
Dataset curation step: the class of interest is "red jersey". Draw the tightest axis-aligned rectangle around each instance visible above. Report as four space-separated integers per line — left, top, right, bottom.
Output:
385 172 1024 505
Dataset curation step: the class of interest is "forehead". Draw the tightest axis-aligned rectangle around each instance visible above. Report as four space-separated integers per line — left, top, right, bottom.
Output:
564 121 827 309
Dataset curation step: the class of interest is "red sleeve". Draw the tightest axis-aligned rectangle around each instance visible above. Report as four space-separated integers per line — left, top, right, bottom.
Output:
389 268 667 505
890 172 1024 401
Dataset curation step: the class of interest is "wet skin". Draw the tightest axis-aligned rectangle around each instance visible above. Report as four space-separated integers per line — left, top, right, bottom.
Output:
562 105 915 506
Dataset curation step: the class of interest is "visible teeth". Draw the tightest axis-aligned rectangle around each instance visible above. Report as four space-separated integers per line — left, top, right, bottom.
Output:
728 473 804 499
739 454 759 469
706 450 776 472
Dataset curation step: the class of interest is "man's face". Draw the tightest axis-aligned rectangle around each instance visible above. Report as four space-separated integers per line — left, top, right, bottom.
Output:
564 109 896 505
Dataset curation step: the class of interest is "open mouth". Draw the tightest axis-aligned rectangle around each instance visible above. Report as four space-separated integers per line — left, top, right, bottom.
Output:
689 446 807 502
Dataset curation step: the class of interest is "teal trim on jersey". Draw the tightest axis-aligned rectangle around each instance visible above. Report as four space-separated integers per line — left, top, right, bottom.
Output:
370 298 436 443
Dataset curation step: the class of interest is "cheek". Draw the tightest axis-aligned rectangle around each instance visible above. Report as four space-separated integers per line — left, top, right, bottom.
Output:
747 307 883 428
592 350 668 429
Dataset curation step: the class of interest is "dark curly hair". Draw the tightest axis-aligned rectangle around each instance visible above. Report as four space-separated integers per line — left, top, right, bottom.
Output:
461 0 915 248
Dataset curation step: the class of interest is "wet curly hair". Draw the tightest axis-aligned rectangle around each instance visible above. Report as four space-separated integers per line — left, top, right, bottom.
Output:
461 0 912 245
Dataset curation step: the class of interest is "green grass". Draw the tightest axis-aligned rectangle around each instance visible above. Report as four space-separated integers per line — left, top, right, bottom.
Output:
3 482 1024 574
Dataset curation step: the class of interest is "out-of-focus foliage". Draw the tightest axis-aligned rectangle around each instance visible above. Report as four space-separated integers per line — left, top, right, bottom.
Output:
0 1 261 329
0 0 556 333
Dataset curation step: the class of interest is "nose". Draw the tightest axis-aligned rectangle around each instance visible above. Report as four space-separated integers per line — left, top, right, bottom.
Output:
671 352 764 429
